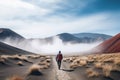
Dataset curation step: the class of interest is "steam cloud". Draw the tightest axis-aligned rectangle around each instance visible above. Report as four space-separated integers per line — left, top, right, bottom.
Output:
1 37 102 55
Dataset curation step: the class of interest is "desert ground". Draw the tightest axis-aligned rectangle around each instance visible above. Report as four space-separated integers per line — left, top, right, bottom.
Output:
0 53 120 80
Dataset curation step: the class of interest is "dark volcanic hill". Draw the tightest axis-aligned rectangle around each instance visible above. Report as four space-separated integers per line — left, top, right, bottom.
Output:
57 33 112 43
57 33 81 43
0 28 25 40
0 41 33 55
92 33 120 53
73 33 112 41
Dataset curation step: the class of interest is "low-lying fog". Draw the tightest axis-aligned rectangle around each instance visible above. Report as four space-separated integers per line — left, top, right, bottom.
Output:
1 37 102 55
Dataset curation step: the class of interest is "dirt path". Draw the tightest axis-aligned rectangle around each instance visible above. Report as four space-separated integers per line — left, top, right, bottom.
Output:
52 56 73 80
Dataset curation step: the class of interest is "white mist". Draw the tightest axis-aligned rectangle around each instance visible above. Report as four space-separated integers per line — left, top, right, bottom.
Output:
1 36 102 55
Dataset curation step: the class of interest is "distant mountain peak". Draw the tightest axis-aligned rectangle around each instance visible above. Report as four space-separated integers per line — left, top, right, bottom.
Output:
57 33 80 43
73 33 112 38
0 28 25 40
0 28 10 33
56 32 112 43
0 28 12 31
57 33 71 35
57 33 75 37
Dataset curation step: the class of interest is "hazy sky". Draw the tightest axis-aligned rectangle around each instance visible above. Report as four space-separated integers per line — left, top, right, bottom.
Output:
0 0 120 38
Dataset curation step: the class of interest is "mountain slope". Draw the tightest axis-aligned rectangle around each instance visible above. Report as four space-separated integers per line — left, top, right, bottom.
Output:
73 33 112 41
92 33 120 53
57 33 81 43
57 33 112 43
0 41 33 55
0 28 25 40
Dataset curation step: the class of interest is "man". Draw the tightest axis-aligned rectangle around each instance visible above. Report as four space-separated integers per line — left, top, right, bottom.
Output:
56 51 63 70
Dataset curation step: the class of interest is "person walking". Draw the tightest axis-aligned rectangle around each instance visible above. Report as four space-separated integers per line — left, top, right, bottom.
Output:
56 51 63 70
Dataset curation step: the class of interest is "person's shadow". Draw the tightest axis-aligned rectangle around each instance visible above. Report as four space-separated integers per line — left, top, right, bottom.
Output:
61 69 74 72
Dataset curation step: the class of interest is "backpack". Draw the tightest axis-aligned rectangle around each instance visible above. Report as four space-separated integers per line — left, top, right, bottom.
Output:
56 53 63 61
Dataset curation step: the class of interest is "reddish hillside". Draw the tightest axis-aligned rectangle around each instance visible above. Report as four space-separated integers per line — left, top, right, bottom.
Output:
92 33 120 53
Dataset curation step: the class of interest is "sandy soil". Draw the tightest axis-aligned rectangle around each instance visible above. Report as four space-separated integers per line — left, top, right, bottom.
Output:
1 54 120 80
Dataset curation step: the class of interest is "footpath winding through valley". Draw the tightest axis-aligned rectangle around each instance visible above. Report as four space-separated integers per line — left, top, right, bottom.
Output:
52 56 73 80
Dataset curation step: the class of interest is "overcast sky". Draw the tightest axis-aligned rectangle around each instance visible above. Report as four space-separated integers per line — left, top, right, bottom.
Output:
0 0 120 38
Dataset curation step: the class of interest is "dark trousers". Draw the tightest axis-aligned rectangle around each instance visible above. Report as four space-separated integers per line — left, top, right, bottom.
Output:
57 60 61 69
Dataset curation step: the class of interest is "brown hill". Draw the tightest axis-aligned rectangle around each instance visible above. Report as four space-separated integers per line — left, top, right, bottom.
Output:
92 33 120 53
